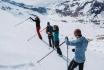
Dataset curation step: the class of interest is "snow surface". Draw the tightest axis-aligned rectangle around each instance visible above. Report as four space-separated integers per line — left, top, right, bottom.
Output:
0 0 104 70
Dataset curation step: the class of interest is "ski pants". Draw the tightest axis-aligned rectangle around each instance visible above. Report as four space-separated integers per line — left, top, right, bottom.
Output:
48 35 54 47
68 59 84 70
54 41 62 55
36 26 42 40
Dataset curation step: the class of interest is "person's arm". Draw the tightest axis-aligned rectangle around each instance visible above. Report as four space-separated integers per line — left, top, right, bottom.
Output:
65 37 70 45
65 37 81 46
46 27 48 34
30 17 36 22
69 38 81 46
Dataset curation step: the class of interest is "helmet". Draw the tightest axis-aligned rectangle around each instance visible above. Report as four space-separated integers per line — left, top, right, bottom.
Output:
74 29 82 36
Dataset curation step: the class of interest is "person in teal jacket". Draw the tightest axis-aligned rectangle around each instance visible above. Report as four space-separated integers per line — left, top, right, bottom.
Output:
65 29 88 70
53 25 62 56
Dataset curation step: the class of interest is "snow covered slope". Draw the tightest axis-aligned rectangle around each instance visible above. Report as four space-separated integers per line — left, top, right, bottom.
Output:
0 0 104 70
0 10 104 70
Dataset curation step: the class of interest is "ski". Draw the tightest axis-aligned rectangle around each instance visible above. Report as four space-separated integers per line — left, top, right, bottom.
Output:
37 49 54 63
36 40 66 63
40 40 70 62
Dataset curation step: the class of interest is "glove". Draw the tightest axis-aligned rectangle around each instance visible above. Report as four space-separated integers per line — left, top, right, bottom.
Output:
65 36 69 41
65 36 69 45
29 17 32 19
72 49 75 52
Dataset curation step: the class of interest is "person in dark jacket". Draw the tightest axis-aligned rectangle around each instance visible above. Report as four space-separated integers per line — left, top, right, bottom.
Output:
65 29 88 70
30 16 42 40
46 22 54 48
53 25 62 56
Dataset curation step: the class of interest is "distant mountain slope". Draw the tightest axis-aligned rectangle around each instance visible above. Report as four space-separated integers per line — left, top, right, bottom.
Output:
55 0 104 17
0 0 47 15
0 0 104 27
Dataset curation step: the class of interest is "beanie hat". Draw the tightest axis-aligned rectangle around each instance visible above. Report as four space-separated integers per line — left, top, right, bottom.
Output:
74 29 82 36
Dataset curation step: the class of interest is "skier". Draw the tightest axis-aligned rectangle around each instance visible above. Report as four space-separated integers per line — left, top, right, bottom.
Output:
65 29 88 70
46 22 54 48
30 16 42 40
53 25 62 56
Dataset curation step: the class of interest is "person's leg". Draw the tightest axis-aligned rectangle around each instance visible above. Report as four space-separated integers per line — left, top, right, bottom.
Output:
36 27 42 40
68 60 78 70
79 62 84 70
57 47 62 55
55 41 62 55
48 36 52 47
51 36 54 48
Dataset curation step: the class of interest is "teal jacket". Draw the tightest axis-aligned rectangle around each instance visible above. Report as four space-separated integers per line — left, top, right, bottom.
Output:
65 36 88 63
53 31 59 41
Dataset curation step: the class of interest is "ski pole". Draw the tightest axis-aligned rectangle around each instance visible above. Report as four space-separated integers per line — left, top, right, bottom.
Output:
67 41 69 70
65 36 69 70
14 18 30 27
36 40 65 63
37 49 54 63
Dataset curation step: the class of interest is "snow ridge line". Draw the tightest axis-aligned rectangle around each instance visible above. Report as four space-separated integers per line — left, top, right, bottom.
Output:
0 63 34 69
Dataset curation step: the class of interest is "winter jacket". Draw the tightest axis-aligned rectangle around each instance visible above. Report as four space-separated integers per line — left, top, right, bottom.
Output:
65 36 88 63
46 25 53 36
30 17 40 27
53 31 59 41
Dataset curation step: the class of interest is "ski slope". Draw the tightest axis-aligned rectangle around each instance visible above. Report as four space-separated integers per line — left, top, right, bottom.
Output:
0 8 104 70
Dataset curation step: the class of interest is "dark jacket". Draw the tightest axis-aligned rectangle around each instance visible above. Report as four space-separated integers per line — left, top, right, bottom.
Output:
30 17 40 27
46 25 53 36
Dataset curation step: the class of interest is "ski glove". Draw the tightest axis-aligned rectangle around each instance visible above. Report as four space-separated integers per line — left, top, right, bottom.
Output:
65 36 69 45
29 17 32 19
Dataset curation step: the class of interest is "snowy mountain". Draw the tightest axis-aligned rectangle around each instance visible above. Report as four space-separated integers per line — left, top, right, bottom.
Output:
53 0 104 26
0 0 104 70
55 0 104 17
0 0 47 15
0 0 104 27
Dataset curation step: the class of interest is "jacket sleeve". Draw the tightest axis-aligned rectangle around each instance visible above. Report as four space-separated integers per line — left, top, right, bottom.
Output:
69 38 81 46
65 38 82 46
30 17 36 22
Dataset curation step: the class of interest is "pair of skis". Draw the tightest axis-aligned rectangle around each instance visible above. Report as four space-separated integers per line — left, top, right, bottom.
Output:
37 40 70 63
